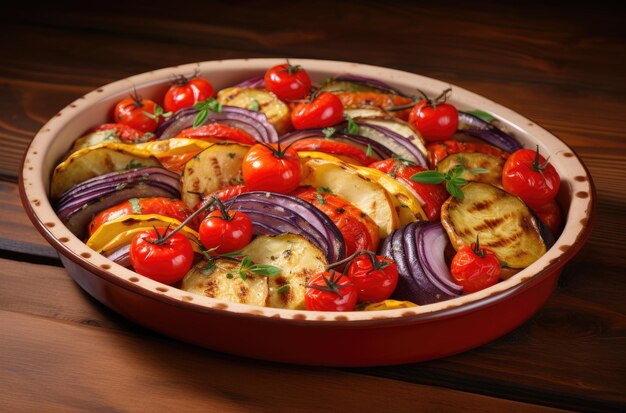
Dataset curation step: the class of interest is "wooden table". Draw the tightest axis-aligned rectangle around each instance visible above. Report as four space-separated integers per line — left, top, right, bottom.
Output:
2 2 624 412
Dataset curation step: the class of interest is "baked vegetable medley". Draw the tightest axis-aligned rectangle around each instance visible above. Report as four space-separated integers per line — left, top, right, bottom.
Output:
50 62 562 312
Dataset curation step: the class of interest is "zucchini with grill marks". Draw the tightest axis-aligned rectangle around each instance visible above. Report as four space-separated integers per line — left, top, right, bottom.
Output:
217 87 292 135
441 182 547 269
180 142 250 208
436 152 504 187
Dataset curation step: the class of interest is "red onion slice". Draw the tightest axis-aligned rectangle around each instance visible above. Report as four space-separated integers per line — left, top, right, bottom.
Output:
356 122 428 167
54 167 181 239
234 74 265 89
458 111 522 153
156 106 278 143
416 223 463 296
387 225 424 302
403 223 458 303
222 192 345 263
103 245 132 268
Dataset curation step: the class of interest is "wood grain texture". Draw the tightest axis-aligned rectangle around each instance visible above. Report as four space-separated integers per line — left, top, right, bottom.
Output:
1 259 572 413
1 243 624 411
1 1 625 412
0 181 58 258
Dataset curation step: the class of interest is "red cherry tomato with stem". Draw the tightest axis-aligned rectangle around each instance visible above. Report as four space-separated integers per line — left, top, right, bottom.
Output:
264 62 312 101
242 143 301 193
129 226 194 284
114 94 170 133
164 75 215 113
305 270 358 311
199 199 253 255
346 251 398 303
291 92 344 130
408 88 459 142
450 235 501 293
502 146 561 209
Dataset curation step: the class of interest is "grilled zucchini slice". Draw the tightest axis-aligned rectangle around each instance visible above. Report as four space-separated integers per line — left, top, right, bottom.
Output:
182 260 269 306
441 182 547 269
436 152 504 187
181 234 326 309
180 142 249 208
241 234 327 310
50 147 160 200
217 87 291 135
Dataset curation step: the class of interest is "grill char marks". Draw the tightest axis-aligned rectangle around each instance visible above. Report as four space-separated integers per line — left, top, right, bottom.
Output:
441 183 547 269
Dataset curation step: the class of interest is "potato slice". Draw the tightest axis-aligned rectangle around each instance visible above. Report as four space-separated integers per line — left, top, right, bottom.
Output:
300 157 399 238
50 147 160 200
180 142 250 208
441 183 547 269
182 260 269 307
437 152 504 187
351 165 427 223
299 151 423 225
217 87 292 135
241 234 326 310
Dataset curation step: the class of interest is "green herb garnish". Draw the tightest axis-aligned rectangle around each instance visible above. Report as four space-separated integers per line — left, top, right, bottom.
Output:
193 98 223 128
411 165 469 200
345 114 359 135
323 127 336 138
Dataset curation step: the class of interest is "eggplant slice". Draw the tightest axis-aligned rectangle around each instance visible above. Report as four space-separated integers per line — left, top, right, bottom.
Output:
441 183 547 269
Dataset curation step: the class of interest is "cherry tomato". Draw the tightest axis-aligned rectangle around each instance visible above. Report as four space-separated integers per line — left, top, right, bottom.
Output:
291 92 344 130
534 200 562 236
293 187 379 256
114 95 165 133
305 270 358 311
264 62 312 101
164 76 215 113
199 207 253 255
346 252 398 303
130 227 194 284
502 146 561 209
450 237 501 293
88 197 192 236
242 143 301 193
408 89 459 142
369 158 448 221
427 139 509 169
176 123 256 145
290 138 377 166
90 123 155 143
